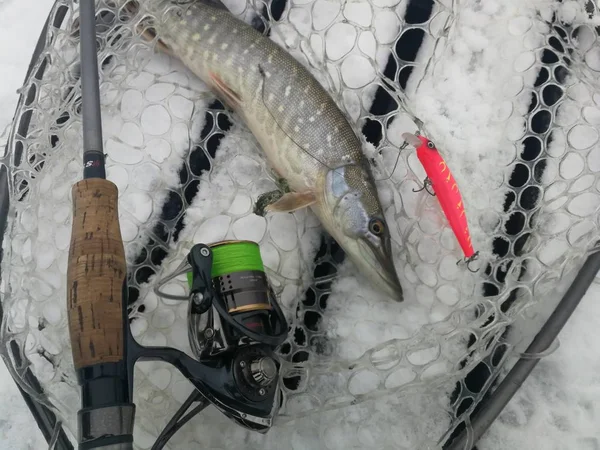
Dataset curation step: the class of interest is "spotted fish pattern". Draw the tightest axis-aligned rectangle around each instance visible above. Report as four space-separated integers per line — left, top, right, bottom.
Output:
129 0 403 300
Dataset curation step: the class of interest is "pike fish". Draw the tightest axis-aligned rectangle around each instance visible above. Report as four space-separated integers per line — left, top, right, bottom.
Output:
126 0 404 300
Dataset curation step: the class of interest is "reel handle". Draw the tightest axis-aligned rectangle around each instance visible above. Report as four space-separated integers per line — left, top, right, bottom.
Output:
67 178 134 449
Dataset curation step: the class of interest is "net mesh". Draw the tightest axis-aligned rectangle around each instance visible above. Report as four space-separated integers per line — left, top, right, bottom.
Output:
1 0 599 448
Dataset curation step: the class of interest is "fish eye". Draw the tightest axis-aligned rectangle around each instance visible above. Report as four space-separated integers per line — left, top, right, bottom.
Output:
369 219 385 236
427 141 435 149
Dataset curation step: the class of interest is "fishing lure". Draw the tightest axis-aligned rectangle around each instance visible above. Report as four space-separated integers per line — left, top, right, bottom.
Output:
402 132 479 272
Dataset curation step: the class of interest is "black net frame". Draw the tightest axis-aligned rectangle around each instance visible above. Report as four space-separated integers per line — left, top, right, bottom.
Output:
0 1 598 449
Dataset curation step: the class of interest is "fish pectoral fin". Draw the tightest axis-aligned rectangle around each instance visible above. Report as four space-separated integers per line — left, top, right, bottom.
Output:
254 190 284 217
265 191 317 214
209 72 243 110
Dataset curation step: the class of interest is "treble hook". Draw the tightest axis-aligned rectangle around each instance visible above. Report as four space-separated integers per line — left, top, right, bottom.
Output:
413 177 436 196
456 251 480 273
372 140 409 181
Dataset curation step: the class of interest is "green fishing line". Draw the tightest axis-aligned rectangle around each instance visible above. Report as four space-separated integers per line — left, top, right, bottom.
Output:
187 241 265 287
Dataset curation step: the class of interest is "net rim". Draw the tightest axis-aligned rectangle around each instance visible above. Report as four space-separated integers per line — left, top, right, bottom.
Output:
1 0 599 448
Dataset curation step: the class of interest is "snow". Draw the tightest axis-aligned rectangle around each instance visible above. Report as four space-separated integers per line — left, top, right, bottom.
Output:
479 278 600 450
0 1 50 130
0 0 599 449
0 364 46 450
0 1 59 448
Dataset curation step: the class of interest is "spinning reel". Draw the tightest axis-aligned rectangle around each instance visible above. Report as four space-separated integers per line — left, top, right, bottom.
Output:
147 241 289 434
151 241 289 430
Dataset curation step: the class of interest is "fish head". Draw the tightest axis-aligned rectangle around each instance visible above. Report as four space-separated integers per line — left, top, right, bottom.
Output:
322 164 403 301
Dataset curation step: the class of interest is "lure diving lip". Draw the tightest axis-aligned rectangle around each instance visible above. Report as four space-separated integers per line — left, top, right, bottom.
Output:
402 132 479 272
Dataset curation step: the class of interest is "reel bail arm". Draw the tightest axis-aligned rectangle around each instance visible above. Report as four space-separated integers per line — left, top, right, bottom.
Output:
188 244 214 314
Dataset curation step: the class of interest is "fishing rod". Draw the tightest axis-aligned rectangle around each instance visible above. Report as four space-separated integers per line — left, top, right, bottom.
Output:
67 1 289 448
66 0 134 448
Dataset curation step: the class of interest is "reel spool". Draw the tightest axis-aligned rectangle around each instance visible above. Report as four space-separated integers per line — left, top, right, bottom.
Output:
154 240 289 431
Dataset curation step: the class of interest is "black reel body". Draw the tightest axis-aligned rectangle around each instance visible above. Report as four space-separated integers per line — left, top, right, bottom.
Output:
130 242 289 441
184 242 288 428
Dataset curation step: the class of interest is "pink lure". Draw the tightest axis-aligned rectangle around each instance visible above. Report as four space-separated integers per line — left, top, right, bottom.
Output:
402 133 477 264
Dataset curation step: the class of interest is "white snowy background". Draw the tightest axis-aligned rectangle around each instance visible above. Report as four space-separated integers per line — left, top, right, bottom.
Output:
0 3 58 449
0 0 600 449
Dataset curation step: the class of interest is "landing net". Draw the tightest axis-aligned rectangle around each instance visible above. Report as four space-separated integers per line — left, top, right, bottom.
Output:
1 0 599 448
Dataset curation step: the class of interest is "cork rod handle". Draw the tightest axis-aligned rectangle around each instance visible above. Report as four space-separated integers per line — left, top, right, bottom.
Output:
67 178 126 370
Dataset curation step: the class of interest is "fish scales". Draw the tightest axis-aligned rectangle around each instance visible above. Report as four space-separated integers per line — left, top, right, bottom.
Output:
150 4 364 188
132 0 404 300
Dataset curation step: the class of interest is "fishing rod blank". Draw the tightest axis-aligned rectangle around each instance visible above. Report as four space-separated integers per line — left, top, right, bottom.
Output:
67 0 135 448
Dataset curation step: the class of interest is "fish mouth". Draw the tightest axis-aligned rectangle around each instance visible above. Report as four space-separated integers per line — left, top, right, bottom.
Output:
402 132 423 148
358 239 404 302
